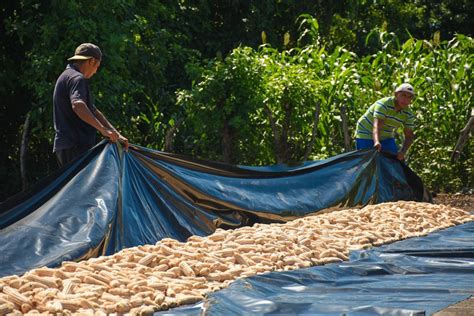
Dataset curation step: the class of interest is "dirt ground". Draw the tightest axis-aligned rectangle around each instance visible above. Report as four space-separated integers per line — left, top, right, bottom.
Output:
432 193 474 213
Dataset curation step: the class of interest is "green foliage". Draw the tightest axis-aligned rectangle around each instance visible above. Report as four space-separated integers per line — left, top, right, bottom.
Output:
176 47 265 163
1 2 473 200
176 29 473 191
399 35 473 191
0 0 199 200
8 0 198 144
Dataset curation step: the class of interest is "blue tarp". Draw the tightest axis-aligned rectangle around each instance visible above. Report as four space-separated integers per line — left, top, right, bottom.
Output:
0 141 430 277
163 220 474 315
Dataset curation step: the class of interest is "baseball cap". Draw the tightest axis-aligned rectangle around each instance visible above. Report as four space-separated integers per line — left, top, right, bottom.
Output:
395 83 415 95
67 43 102 61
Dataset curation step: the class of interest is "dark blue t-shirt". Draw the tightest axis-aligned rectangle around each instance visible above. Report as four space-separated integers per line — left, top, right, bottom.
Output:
53 64 97 152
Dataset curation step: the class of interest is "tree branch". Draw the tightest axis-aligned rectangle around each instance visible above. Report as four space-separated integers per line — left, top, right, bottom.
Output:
451 112 473 162
340 104 351 152
263 104 283 163
20 112 31 191
304 101 321 161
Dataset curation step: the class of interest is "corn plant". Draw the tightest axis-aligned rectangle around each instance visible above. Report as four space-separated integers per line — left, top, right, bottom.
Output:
176 32 472 192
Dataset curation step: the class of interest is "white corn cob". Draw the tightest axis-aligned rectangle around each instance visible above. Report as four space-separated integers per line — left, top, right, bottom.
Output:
45 300 63 313
3 286 30 306
108 287 131 297
175 294 202 305
61 279 76 295
138 254 156 266
101 292 123 304
18 281 47 293
114 300 131 313
0 302 14 314
57 299 82 312
179 261 195 277
32 268 55 277
24 274 61 288
82 275 108 287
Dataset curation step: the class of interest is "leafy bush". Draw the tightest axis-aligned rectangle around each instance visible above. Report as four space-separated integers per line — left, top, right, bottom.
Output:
175 30 473 191
1 3 472 200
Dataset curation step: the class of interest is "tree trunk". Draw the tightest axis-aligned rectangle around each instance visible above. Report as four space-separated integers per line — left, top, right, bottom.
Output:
280 102 292 163
20 112 31 191
222 118 233 163
340 104 351 152
263 104 283 164
452 112 473 162
164 118 182 152
303 101 321 161
216 98 234 163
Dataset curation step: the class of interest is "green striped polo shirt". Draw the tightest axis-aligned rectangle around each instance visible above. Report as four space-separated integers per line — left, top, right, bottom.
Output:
355 96 415 140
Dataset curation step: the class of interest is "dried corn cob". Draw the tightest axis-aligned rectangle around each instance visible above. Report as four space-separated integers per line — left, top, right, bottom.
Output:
3 286 30 306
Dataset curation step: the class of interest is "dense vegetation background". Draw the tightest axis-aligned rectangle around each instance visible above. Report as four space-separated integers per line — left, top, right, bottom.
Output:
1 0 473 201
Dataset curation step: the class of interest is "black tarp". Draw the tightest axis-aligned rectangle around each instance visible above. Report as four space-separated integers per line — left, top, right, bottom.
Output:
0 141 430 277
164 220 474 315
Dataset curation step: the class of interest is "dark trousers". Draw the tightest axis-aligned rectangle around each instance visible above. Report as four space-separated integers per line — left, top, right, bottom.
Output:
55 145 91 167
355 138 398 154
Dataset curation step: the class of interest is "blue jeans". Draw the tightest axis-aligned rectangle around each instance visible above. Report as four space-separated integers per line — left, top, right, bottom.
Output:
356 138 398 154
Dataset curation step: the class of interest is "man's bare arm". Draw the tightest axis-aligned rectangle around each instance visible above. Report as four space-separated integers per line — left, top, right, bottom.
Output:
72 101 118 142
400 128 414 154
397 128 414 161
94 108 129 150
373 118 384 151
94 109 116 131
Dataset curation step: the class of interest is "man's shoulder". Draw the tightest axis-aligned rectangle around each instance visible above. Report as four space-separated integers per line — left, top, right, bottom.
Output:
371 96 393 112
58 65 84 82
377 96 393 105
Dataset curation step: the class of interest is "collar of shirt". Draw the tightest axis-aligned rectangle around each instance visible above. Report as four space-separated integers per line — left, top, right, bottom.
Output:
66 63 80 72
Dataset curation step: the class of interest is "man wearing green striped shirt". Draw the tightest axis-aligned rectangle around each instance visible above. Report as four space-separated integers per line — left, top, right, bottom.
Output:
355 83 415 161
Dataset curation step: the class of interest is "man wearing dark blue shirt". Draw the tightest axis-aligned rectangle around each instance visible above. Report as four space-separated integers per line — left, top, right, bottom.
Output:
53 43 128 166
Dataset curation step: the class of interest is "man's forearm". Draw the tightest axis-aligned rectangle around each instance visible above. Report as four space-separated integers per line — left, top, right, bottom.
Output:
373 119 382 143
94 109 116 131
373 128 380 143
400 136 414 154
94 109 127 146
72 101 106 133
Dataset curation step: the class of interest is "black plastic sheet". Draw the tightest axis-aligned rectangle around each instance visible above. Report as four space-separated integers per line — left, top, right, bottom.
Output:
0 142 430 277
162 220 474 315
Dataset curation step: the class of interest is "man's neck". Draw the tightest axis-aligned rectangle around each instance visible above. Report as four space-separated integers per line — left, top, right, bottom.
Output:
394 98 402 112
72 62 89 78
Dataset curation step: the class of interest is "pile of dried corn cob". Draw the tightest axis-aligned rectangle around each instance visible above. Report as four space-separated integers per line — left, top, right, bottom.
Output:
0 201 472 315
